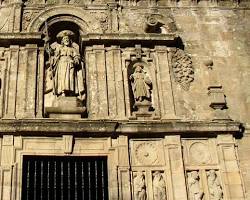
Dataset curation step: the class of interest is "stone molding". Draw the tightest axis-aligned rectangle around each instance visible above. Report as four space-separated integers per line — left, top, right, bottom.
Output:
0 119 241 136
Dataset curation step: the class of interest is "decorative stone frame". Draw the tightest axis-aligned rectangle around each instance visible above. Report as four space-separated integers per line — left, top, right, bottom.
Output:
0 135 120 200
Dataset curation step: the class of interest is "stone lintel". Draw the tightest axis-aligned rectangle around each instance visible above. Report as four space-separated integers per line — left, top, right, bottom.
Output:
0 119 241 136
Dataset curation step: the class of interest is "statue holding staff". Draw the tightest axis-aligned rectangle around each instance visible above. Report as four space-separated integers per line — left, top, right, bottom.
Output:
45 30 85 100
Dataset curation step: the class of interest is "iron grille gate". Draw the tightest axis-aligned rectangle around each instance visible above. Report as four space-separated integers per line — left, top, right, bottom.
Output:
22 156 109 200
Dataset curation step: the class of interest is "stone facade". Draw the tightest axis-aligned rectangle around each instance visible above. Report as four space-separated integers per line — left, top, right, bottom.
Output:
0 0 249 200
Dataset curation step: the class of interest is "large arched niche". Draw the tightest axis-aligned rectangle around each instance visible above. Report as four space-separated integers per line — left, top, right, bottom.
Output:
27 6 102 33
39 9 92 118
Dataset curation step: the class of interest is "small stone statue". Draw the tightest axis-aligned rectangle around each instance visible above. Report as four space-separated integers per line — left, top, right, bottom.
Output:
207 170 223 200
153 171 167 200
187 171 204 200
134 171 147 200
46 30 85 100
130 64 152 102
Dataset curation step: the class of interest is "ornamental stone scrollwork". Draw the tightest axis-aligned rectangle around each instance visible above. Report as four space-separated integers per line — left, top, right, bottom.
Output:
22 11 40 31
44 29 86 118
207 170 223 200
133 171 147 200
187 171 204 200
171 48 194 91
153 171 167 200
135 142 158 165
189 142 211 165
144 14 177 34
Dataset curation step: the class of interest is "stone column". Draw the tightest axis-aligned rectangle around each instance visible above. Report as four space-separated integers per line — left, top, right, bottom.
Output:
155 46 176 119
117 135 132 200
0 49 7 118
164 135 188 200
107 138 119 199
217 135 246 199
36 47 45 118
0 135 14 200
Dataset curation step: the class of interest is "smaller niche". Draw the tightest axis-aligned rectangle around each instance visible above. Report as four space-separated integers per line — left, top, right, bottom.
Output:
128 61 154 119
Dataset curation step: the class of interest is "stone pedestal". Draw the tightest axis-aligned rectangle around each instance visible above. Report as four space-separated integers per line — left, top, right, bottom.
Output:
131 101 155 120
45 96 86 119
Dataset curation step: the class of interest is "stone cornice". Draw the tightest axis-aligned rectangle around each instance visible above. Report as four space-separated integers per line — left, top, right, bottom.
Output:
81 33 177 43
0 119 242 137
0 32 177 46
0 32 42 45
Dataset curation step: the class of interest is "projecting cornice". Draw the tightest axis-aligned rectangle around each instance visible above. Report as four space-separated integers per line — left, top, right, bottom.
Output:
0 119 242 137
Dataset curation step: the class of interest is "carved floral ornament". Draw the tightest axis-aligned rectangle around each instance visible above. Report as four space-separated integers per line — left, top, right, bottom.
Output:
171 48 194 91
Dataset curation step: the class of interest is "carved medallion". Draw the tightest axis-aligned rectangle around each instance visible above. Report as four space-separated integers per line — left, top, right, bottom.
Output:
135 142 158 165
189 142 211 164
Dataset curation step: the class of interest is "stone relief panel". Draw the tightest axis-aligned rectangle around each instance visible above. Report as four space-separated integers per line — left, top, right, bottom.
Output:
182 139 218 166
171 48 194 91
132 170 168 200
187 171 204 200
207 170 223 200
22 10 40 32
91 11 110 33
0 7 11 32
130 140 164 166
133 171 147 200
119 10 177 34
152 171 167 200
186 170 224 200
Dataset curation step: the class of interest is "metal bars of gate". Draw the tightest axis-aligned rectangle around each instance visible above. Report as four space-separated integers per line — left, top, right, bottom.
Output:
22 156 109 200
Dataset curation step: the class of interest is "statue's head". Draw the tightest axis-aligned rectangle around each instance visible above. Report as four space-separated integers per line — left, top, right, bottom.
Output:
135 65 143 73
57 30 75 46
62 35 70 46
191 171 199 179
208 170 216 180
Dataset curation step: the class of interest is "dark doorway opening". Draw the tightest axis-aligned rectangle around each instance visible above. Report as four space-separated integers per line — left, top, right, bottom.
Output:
22 156 109 200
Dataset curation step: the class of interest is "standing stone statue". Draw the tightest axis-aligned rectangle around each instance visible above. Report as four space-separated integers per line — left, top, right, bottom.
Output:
46 30 85 100
207 170 223 200
130 64 152 102
153 171 167 200
187 171 204 200
134 171 147 200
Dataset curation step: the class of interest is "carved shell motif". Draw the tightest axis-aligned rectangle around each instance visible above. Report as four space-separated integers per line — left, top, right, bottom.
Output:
135 142 158 165
171 48 194 91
